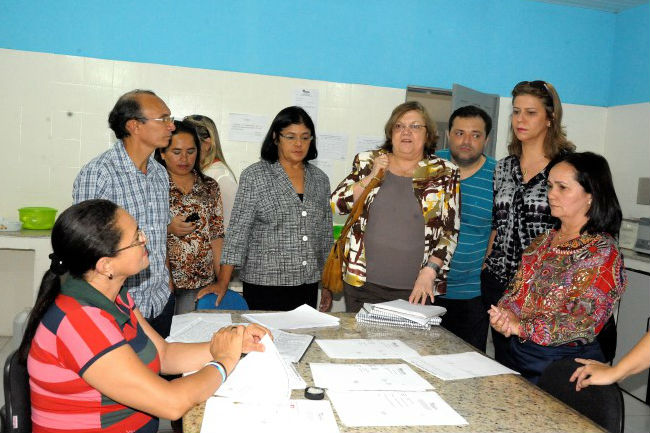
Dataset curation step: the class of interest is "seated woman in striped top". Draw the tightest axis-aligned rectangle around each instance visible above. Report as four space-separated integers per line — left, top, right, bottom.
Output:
18 199 269 433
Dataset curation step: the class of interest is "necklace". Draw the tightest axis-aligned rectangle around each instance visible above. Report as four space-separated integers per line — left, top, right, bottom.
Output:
556 229 581 242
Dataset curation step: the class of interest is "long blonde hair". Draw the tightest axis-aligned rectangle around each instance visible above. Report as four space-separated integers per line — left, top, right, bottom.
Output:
183 114 236 180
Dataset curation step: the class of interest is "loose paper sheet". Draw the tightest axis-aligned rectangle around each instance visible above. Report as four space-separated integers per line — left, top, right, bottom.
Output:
311 159 335 181
228 113 270 142
316 133 348 161
310 363 433 391
355 135 384 155
167 313 232 343
200 397 339 433
406 351 520 380
293 88 319 125
315 339 420 359
326 390 468 426
243 304 339 330
215 334 290 402
273 329 314 363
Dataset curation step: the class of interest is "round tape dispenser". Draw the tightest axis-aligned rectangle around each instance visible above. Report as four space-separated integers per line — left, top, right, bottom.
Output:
304 386 325 400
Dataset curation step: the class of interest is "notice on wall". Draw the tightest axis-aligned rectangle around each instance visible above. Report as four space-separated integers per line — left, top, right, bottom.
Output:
355 135 384 155
228 113 270 143
312 159 336 181
293 88 319 125
317 133 348 161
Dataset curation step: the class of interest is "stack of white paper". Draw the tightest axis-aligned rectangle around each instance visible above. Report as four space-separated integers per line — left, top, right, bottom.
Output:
406 351 520 380
243 304 339 330
166 313 232 343
316 339 420 359
272 329 314 363
200 398 339 433
310 363 433 391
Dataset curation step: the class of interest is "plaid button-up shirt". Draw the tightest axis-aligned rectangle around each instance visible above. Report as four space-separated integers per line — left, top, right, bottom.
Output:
73 141 170 318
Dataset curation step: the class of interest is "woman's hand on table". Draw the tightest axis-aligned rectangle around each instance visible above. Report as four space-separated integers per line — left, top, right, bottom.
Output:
196 281 228 306
488 305 520 337
409 267 436 305
209 325 245 375
168 215 195 237
242 324 272 353
570 358 619 391
319 288 333 312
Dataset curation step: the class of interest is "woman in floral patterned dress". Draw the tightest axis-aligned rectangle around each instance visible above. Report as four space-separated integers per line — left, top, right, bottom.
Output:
489 152 626 383
331 101 460 312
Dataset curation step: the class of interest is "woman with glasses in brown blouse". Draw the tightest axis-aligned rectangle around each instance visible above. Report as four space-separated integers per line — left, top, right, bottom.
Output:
482 80 575 366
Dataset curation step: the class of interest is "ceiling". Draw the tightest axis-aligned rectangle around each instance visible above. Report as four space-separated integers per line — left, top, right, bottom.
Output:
528 0 648 13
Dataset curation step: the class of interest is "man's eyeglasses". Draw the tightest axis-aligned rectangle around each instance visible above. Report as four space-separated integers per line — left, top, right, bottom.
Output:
279 133 313 144
140 116 175 124
113 229 147 253
393 123 426 134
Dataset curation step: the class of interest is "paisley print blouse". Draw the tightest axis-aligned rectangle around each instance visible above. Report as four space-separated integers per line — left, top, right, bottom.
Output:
331 150 460 292
498 230 626 346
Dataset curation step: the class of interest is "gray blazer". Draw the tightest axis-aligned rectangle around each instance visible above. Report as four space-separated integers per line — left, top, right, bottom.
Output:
221 160 333 286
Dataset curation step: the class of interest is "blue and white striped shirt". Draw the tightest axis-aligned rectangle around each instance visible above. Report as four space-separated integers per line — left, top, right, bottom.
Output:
72 141 170 318
436 149 495 299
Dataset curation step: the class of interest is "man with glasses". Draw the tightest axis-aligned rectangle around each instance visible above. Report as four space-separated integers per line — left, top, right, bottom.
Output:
435 105 496 351
73 89 177 338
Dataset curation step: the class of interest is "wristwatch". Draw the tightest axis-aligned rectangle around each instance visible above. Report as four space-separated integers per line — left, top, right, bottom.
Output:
424 261 441 275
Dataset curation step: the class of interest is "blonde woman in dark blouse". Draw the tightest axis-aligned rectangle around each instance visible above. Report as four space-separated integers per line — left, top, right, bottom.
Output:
482 80 575 365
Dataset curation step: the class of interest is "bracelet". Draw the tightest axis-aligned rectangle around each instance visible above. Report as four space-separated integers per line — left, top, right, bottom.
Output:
205 361 228 383
424 261 441 274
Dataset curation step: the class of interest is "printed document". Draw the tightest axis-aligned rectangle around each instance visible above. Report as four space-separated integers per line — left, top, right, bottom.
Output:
316 339 420 359
200 397 339 433
215 334 291 402
273 329 314 363
406 351 520 380
326 390 467 426
167 313 232 343
243 304 340 330
310 363 433 391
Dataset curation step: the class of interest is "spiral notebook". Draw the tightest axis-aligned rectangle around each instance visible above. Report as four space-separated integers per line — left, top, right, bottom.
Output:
355 302 445 330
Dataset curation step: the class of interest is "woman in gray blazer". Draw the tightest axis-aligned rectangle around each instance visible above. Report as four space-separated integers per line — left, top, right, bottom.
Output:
197 106 333 311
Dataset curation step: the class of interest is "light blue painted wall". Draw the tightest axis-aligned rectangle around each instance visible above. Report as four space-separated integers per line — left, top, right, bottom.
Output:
609 3 650 106
0 0 646 106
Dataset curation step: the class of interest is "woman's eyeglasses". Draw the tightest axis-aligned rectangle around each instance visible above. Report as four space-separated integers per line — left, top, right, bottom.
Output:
515 80 553 108
113 229 146 253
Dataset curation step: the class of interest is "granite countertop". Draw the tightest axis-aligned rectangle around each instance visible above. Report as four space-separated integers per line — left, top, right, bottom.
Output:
183 313 604 433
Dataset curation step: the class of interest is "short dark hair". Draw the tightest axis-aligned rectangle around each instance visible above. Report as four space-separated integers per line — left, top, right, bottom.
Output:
18 199 122 362
155 120 206 181
448 105 492 137
108 89 156 139
380 101 438 156
260 106 317 162
548 152 622 238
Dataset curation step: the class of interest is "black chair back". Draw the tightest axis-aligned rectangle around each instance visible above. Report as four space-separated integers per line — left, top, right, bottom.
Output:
1 350 32 433
538 358 624 433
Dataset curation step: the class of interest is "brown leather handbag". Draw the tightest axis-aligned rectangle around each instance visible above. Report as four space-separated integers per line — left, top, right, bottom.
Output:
322 170 384 293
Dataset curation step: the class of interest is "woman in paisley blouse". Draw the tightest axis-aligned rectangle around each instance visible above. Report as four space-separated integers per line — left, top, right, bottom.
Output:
331 101 460 312
482 80 575 364
489 152 625 384
155 120 225 314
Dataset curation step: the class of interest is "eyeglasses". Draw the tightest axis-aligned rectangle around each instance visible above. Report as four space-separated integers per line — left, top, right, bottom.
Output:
140 116 175 124
393 123 426 134
113 229 146 253
279 133 313 144
515 81 553 107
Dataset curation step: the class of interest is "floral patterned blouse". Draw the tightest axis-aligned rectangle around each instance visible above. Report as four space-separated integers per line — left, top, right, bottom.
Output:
167 173 224 290
498 230 626 346
331 150 460 292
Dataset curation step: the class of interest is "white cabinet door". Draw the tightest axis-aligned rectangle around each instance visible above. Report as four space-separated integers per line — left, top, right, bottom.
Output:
615 269 650 403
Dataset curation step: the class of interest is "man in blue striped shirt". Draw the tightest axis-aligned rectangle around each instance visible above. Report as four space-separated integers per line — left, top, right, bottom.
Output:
436 106 496 351
73 90 177 338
